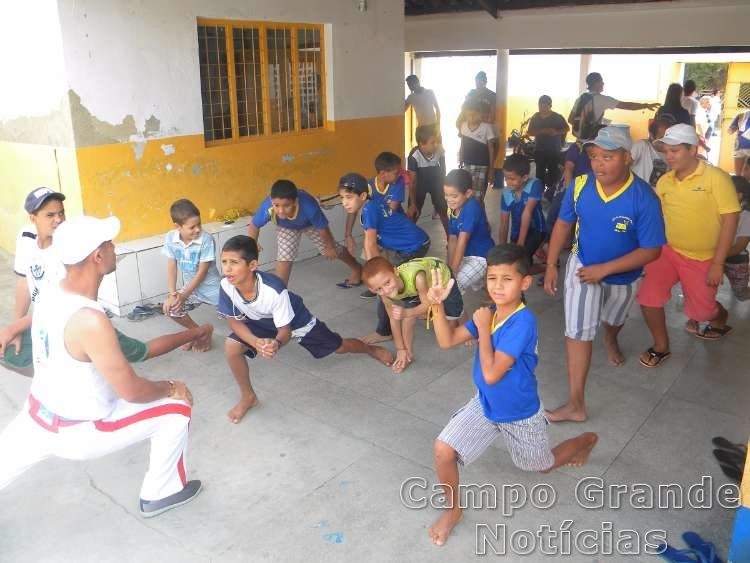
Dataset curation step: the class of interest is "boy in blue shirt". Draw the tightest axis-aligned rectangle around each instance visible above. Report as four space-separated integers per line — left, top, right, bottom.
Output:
544 126 666 423
249 179 361 287
444 168 494 293
425 244 598 547
338 172 430 344
499 154 548 274
218 235 392 423
162 199 220 351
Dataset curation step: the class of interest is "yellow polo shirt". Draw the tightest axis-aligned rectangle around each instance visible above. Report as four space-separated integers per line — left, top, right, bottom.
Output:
655 161 740 260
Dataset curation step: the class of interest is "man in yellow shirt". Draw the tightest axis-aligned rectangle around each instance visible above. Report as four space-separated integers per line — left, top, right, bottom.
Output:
637 124 740 367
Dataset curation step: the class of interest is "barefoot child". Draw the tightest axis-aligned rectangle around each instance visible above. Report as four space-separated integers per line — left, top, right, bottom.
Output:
499 154 548 274
361 256 462 374
444 168 495 293
544 126 665 422
1 189 212 375
338 172 430 344
218 235 392 423
425 244 598 546
161 199 218 351
249 179 361 287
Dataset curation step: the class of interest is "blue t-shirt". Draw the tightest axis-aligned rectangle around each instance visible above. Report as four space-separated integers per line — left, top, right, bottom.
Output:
251 189 329 230
161 230 220 305
500 178 547 239
217 272 312 336
368 176 405 209
361 200 429 253
559 173 666 285
730 112 750 150
565 142 592 178
448 197 495 258
465 304 541 423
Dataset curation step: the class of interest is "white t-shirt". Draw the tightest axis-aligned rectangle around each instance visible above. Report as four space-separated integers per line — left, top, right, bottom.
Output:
406 88 438 126
13 224 65 304
630 140 665 185
591 93 619 124
681 95 699 117
736 210 750 244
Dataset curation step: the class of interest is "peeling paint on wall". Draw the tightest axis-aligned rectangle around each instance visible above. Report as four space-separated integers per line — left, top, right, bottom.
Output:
161 144 176 156
165 163 173 172
0 96 75 146
69 90 138 146
131 140 146 161
144 115 161 137
281 153 295 162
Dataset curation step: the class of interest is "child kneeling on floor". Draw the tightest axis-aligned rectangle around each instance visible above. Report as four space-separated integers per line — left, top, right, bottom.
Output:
424 244 598 547
361 256 463 375
219 235 392 423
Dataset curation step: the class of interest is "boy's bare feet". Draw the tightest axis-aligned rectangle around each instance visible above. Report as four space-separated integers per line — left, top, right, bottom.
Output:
565 433 598 467
368 345 393 366
360 332 393 345
603 331 625 367
181 341 194 351
193 324 214 352
392 356 412 374
545 403 587 423
227 394 258 424
428 508 463 547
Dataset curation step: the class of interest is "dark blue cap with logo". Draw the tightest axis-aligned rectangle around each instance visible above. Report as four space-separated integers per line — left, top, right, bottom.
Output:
338 172 368 195
24 187 65 214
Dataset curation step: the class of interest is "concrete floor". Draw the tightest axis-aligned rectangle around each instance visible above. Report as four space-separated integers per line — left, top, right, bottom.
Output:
0 189 747 562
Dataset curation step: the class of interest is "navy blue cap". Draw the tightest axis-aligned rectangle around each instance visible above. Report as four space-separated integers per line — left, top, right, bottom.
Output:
24 187 65 214
338 173 368 194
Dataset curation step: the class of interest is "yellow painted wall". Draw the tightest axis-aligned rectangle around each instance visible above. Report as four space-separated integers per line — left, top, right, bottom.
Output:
76 115 403 242
720 62 750 173
0 142 83 252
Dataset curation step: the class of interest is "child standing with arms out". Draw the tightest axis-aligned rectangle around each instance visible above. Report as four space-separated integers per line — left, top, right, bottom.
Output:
338 173 431 344
425 244 598 546
407 125 449 235
249 179 361 288
459 99 497 205
545 126 665 422
162 199 219 352
444 169 495 293
724 176 750 300
218 236 392 423
499 154 548 274
361 256 463 374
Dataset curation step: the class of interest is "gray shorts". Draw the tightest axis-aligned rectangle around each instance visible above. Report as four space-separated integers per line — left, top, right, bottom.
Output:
564 252 640 341
437 395 554 472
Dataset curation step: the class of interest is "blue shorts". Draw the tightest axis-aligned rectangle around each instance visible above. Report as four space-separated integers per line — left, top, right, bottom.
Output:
228 317 343 360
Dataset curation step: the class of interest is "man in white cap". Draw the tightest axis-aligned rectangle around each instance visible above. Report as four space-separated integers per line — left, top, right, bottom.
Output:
0 216 202 517
544 125 666 422
637 124 740 366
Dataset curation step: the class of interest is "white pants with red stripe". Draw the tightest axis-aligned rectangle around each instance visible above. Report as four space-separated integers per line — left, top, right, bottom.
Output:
0 396 191 501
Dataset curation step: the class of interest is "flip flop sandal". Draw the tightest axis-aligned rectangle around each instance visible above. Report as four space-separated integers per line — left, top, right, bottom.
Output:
714 448 746 468
712 437 747 456
694 325 733 340
684 320 700 335
656 543 709 563
639 347 671 368
681 532 722 563
127 305 156 322
336 280 363 289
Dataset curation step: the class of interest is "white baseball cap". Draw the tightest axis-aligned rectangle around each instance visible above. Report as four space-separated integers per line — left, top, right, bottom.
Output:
656 123 699 146
53 215 121 265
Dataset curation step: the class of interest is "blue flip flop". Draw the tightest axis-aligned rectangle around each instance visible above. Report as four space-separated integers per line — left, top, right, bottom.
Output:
682 532 722 563
336 280 362 289
656 543 708 563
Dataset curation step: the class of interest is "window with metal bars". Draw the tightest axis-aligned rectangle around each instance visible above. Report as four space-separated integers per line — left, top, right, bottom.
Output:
197 19 326 145
738 83 750 109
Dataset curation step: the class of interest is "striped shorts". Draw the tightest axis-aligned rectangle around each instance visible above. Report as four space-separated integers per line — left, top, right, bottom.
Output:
564 252 640 341
463 164 489 196
277 226 338 262
456 255 487 293
437 395 554 472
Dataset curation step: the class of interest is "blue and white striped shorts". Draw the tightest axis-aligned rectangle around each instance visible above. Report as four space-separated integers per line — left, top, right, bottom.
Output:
437 395 554 472
564 252 640 341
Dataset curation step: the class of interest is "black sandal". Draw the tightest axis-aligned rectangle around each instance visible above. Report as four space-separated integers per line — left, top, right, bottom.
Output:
639 347 671 368
694 324 733 340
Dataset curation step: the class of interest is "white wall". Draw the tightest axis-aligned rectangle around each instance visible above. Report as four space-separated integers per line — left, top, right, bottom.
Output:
55 0 404 139
405 0 750 52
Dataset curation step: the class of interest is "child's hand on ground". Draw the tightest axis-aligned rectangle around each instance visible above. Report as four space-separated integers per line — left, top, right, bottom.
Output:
576 264 609 284
426 268 454 304
544 264 558 295
322 245 338 260
392 349 413 374
707 263 724 287
473 306 493 330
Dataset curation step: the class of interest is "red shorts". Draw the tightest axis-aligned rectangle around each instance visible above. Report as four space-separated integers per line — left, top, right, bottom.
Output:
637 245 719 321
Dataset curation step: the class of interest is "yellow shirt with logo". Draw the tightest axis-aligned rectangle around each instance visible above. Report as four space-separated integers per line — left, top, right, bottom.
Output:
655 161 740 261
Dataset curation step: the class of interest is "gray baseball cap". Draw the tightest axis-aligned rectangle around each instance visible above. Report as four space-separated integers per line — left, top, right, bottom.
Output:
584 125 633 151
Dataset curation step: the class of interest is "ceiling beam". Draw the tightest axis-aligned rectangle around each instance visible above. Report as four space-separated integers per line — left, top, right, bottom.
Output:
476 0 498 18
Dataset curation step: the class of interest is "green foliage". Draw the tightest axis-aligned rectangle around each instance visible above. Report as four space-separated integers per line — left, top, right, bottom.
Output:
684 63 728 93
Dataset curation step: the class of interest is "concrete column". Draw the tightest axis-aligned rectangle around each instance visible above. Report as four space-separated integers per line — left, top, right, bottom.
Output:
494 48 509 167
579 53 592 92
